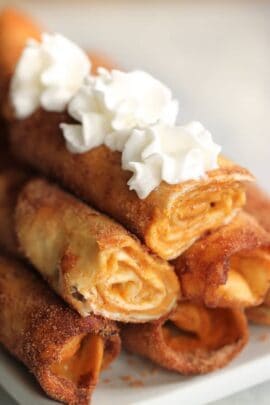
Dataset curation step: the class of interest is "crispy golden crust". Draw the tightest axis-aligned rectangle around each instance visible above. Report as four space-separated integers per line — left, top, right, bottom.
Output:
173 212 270 308
121 302 248 375
0 254 120 405
15 178 179 322
245 183 270 233
9 108 253 259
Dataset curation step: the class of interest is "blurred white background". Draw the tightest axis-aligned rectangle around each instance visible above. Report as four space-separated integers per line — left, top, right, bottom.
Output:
1 0 269 189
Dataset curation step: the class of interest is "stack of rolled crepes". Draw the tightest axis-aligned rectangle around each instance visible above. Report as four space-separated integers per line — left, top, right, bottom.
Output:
0 7 270 405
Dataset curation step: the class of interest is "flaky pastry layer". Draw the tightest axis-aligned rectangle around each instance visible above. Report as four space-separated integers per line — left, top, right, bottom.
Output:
15 178 179 322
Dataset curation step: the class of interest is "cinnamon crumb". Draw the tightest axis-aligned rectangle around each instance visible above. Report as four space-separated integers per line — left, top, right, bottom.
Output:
103 378 111 384
258 333 269 342
130 379 144 388
121 375 133 382
120 375 144 387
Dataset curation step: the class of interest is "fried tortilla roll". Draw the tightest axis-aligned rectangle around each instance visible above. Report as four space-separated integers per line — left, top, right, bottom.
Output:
121 301 248 375
8 110 253 260
15 178 179 322
245 183 270 233
174 212 270 308
0 255 120 405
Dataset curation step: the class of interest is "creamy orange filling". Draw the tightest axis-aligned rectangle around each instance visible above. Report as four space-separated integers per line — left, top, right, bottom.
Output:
51 334 104 384
74 244 179 322
214 250 270 306
162 303 240 352
149 182 246 260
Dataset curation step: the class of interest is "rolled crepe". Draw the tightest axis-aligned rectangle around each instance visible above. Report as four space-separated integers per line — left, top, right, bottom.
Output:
8 110 252 260
121 301 248 375
14 177 179 322
174 212 270 308
0 254 120 405
244 183 270 324
0 8 253 260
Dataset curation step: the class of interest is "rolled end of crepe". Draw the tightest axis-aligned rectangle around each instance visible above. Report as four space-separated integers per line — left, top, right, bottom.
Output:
0 255 121 405
121 301 248 375
146 157 253 260
174 212 270 308
15 178 179 322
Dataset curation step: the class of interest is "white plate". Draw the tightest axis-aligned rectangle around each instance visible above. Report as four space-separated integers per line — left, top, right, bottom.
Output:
1 325 270 405
0 1 269 404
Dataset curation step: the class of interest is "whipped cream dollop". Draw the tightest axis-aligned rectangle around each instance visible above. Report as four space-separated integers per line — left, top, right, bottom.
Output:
61 68 178 153
10 32 222 199
11 33 90 118
122 122 221 198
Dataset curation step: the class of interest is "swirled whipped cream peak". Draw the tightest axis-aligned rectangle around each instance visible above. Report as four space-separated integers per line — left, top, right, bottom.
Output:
61 68 179 153
122 122 221 199
10 31 221 199
11 33 90 118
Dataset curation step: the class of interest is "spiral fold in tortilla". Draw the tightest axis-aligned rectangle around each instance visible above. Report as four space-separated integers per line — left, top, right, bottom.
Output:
174 212 270 308
14 178 179 322
121 301 248 374
0 254 120 405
